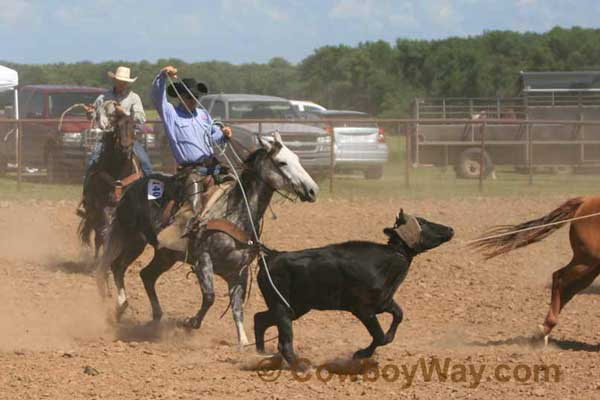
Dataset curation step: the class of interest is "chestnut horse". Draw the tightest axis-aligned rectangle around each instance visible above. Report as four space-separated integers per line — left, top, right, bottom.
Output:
472 196 600 344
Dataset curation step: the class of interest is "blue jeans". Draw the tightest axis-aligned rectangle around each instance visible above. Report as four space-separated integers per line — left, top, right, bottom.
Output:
84 141 153 185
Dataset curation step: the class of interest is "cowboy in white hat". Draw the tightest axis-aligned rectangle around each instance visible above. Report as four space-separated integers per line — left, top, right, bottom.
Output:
84 65 152 177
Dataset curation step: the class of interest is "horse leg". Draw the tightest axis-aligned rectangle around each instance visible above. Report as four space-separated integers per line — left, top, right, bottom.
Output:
112 236 146 321
227 269 250 348
93 230 102 260
182 252 215 330
140 248 178 322
541 260 600 342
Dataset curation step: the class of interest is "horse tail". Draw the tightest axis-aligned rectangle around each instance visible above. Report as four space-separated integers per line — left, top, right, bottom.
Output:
471 196 584 259
95 216 125 297
76 199 94 247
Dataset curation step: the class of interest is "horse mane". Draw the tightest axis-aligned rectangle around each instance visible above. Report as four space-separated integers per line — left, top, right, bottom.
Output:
243 147 268 167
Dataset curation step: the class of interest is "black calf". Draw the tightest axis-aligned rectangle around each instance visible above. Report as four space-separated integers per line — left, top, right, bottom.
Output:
254 209 453 366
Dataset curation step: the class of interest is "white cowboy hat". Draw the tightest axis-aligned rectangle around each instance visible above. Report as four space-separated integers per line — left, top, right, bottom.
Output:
107 66 138 83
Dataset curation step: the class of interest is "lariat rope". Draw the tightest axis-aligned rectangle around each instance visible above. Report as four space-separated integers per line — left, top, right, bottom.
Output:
165 74 293 310
58 100 119 132
467 210 600 244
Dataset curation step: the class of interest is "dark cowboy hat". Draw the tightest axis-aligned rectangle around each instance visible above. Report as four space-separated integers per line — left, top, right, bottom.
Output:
167 78 209 98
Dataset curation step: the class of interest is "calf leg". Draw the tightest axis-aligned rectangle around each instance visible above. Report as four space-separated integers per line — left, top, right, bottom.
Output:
273 303 299 368
182 252 215 329
352 312 385 359
254 310 277 353
140 248 178 322
382 301 404 345
227 269 250 348
541 261 600 337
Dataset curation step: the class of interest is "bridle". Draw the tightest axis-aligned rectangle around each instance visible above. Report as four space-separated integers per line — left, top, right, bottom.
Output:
94 103 141 200
229 137 299 203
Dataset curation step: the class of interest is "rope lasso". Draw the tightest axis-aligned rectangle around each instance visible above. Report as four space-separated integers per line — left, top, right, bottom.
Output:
467 210 600 245
165 73 293 310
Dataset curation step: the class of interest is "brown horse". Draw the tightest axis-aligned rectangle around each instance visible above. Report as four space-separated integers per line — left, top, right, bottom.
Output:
77 104 143 260
472 196 600 343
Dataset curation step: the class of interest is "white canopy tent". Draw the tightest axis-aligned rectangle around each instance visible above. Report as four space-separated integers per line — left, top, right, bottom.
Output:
0 65 19 179
0 65 19 115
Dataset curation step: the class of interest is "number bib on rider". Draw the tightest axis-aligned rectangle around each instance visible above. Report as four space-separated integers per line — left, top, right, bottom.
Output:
148 179 165 200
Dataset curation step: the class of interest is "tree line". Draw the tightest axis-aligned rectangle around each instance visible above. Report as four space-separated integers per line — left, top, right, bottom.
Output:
3 26 600 117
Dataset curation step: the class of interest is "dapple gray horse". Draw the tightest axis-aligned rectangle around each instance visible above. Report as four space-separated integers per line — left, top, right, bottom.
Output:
98 133 318 346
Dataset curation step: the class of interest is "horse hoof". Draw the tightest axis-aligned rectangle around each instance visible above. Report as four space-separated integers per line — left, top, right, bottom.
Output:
537 324 550 347
115 300 129 322
352 349 373 360
177 317 201 330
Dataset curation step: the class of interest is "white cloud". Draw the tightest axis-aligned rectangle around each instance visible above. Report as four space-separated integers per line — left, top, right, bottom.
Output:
267 8 288 23
0 0 33 24
329 0 377 19
516 0 537 6
221 0 288 23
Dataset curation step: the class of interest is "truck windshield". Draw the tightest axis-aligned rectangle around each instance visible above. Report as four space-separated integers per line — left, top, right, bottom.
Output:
229 101 297 119
48 92 100 117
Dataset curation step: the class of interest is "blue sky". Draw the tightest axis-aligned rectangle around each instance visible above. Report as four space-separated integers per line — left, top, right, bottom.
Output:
1 0 599 64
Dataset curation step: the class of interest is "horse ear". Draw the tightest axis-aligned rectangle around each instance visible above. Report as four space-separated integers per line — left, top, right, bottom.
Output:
270 138 283 156
257 134 273 152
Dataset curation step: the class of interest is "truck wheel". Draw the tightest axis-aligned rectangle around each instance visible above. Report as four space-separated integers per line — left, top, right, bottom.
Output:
456 148 493 179
46 151 65 184
0 153 7 177
364 165 383 180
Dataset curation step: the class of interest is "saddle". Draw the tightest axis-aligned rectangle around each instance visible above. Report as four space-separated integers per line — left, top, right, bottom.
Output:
152 166 246 253
93 156 143 202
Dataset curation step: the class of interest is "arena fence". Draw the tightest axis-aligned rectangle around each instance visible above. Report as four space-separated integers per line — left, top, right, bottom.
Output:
2 117 600 195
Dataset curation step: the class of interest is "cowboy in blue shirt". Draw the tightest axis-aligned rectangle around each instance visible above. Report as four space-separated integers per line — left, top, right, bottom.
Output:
151 65 232 215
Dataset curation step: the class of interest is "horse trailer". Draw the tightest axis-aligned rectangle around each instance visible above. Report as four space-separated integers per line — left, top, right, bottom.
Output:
413 71 600 178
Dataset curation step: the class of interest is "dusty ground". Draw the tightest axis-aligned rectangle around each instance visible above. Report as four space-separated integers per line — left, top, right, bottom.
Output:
0 196 599 399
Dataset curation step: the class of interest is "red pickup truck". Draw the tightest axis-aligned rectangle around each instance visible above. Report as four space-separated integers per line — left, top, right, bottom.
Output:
0 84 158 182
1 84 104 181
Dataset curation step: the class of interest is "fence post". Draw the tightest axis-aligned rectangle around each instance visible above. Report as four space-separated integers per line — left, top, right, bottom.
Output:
527 123 533 186
329 122 335 195
479 121 486 193
16 120 22 191
404 123 411 188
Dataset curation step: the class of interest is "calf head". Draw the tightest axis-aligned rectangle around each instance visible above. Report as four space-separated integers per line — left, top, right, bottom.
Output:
384 209 454 254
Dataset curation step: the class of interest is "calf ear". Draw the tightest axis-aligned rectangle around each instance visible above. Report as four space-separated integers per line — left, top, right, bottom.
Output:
383 227 398 239
395 209 406 227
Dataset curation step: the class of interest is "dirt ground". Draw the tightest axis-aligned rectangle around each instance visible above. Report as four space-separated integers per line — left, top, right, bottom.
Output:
1 196 599 399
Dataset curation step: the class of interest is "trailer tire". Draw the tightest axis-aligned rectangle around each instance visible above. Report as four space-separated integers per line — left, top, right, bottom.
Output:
456 148 493 179
0 153 7 177
364 165 384 180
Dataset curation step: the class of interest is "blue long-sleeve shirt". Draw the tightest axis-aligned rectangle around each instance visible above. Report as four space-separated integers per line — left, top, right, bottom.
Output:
151 71 225 165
